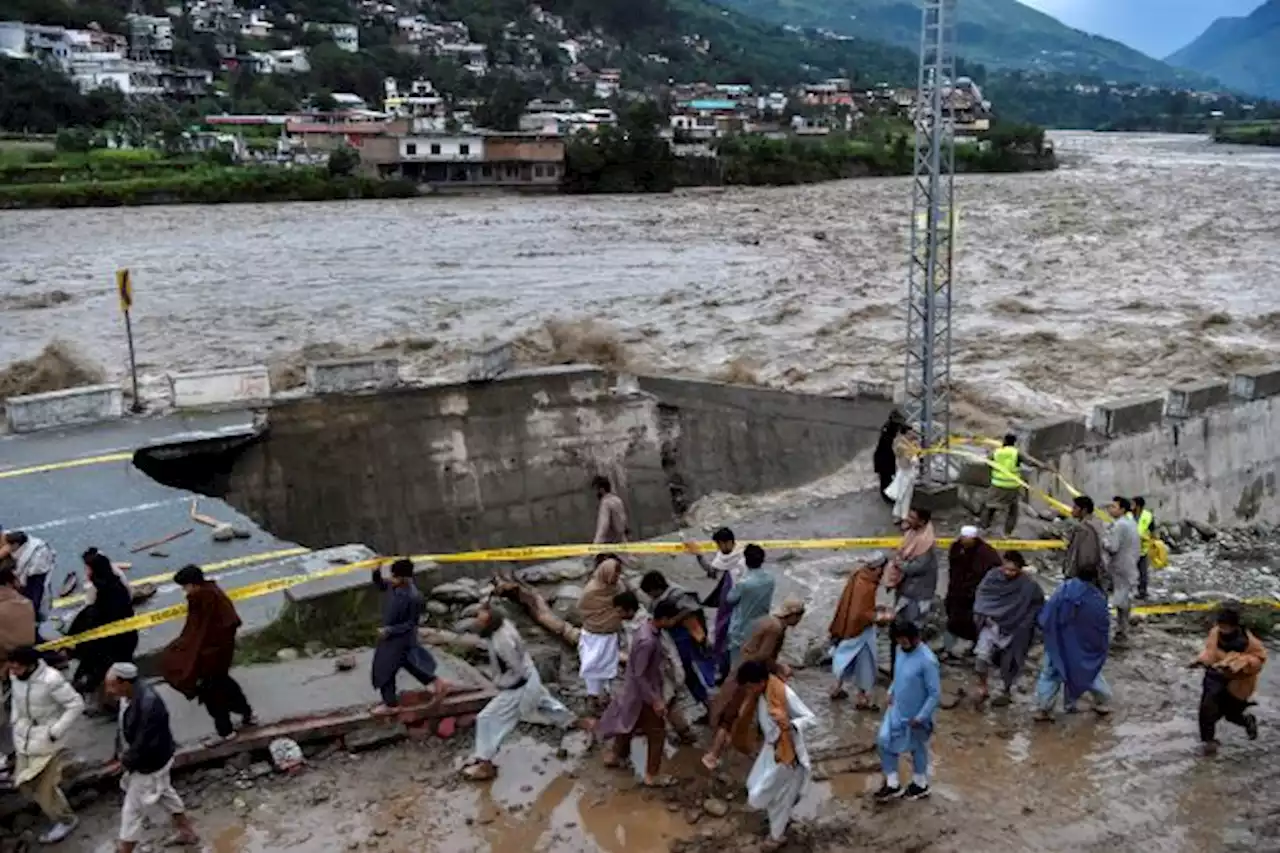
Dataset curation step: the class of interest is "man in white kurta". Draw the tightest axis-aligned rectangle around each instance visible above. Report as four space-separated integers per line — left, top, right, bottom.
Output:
739 661 818 851
463 607 575 781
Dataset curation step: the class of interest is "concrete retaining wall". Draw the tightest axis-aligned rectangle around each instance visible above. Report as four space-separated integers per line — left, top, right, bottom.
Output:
137 367 894 578
168 365 270 409
1020 364 1280 526
4 384 123 433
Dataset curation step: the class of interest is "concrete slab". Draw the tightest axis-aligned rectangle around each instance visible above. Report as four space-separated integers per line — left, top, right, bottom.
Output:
1230 364 1280 401
168 365 270 409
306 357 401 394
4 384 123 433
1020 416 1089 460
0 410 300 654
1165 380 1230 419
1089 396 1165 438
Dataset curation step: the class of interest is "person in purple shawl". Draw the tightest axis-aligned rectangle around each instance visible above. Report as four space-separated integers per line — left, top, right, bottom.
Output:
1034 564 1113 720
594 598 683 787
685 528 744 683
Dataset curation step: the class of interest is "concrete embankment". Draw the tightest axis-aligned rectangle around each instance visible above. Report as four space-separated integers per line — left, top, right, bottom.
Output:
957 364 1280 527
136 366 896 573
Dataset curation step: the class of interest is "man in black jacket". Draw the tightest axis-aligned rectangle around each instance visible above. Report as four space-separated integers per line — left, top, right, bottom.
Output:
104 663 199 852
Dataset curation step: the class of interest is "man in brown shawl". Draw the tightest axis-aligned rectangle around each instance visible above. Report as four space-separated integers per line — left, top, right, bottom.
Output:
160 565 255 742
828 556 889 707
701 597 806 771
1065 495 1109 588
942 526 1002 661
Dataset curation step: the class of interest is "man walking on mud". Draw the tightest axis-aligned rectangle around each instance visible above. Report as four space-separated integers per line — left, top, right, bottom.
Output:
592 476 629 546
595 599 682 787
1191 606 1266 755
370 559 445 715
1065 495 1108 586
1103 497 1140 647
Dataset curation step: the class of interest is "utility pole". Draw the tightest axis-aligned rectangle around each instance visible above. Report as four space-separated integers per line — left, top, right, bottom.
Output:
903 0 957 486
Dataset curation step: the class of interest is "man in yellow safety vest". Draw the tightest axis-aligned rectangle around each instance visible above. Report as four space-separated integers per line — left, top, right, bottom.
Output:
1133 496 1153 600
980 434 1025 536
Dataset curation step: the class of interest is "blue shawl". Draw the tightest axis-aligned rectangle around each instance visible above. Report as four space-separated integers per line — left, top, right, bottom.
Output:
1038 578 1110 703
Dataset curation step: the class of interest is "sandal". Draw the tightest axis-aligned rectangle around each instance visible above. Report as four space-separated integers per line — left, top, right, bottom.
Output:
829 686 849 701
700 753 719 772
462 762 497 782
642 775 678 788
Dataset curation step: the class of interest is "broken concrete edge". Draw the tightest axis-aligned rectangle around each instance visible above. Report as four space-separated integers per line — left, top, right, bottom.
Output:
38 687 496 809
3 383 124 433
167 365 271 410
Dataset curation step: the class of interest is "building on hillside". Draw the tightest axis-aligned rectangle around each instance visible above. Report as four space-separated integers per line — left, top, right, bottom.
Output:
671 99 741 140
437 41 487 75
127 14 173 58
239 10 273 39
594 68 621 99
307 22 359 53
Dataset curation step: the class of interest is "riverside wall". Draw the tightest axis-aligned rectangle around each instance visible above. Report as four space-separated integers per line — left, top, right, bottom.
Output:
963 366 1280 527
137 365 895 570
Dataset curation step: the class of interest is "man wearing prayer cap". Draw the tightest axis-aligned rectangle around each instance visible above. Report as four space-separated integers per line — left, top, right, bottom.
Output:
942 526 1002 662
105 663 199 851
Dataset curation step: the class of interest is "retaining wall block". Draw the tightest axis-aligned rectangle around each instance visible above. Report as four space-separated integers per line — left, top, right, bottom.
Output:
306 357 401 394
4 384 123 433
1165 380 1230 419
1230 365 1280 401
167 365 270 409
1088 396 1164 438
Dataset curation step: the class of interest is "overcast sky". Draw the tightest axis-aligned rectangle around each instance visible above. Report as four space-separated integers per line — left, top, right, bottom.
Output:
1019 0 1263 58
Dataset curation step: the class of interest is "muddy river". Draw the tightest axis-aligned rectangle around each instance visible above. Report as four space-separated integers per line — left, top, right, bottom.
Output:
3 133 1279 427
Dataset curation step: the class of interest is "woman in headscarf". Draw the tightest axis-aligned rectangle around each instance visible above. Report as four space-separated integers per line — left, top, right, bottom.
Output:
67 548 138 707
884 426 921 525
874 412 906 505
828 556 888 708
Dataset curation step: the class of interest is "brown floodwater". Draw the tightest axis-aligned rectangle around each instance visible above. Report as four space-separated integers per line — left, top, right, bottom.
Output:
3 133 1279 429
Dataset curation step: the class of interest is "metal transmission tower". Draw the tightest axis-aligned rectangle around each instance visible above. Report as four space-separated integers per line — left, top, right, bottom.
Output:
903 0 958 485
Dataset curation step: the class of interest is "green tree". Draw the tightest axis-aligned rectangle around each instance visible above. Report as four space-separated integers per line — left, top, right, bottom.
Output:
474 73 531 131
327 144 360 176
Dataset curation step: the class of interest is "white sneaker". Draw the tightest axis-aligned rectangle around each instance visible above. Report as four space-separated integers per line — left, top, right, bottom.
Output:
40 816 78 844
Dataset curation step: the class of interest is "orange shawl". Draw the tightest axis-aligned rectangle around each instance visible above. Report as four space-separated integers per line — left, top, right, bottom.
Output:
728 675 796 764
829 567 880 640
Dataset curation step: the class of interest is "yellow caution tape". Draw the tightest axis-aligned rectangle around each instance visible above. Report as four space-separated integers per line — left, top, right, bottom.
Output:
40 535 1064 651
1133 598 1280 617
53 547 312 610
0 451 135 480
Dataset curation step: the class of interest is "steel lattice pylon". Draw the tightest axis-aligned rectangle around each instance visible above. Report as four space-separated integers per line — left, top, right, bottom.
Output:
904 0 958 485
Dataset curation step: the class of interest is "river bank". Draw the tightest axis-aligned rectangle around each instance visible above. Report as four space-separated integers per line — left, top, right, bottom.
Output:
0 165 419 209
1213 123 1280 147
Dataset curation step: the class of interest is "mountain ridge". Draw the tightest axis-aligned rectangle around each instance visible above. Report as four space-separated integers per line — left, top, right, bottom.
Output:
717 0 1202 84
1167 0 1280 98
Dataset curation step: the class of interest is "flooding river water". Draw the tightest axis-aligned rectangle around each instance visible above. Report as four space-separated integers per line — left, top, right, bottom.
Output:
3 133 1279 427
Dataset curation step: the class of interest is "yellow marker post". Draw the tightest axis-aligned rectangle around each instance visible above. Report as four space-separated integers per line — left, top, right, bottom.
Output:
117 269 143 414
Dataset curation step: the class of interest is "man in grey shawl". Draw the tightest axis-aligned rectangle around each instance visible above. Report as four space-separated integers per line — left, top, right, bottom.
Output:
972 551 1045 707
463 605 575 781
1064 495 1109 588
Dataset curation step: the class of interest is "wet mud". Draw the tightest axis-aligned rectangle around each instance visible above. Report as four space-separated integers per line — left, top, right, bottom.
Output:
3 134 1278 425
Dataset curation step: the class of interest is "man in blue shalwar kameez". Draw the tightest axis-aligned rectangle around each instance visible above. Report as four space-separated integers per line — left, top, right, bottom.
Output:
371 559 445 715
875 618 941 802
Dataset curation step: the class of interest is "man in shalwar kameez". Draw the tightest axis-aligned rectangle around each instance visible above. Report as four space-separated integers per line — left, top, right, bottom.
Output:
685 527 745 683
735 660 818 852
595 599 682 787
828 555 888 708
639 571 716 715
462 606 575 781
875 618 941 802
370 559 444 714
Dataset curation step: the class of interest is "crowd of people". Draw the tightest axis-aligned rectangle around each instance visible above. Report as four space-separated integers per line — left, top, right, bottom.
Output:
0 451 1270 850
0 537 252 849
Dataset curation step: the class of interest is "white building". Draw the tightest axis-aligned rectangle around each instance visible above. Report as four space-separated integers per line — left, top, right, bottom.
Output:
594 69 620 99
308 22 358 53
240 10 273 38
399 135 484 161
